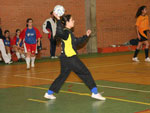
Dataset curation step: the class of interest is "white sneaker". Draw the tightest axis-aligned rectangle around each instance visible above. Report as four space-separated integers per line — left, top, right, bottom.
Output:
132 57 139 62
27 64 30 69
51 56 55 59
6 61 13 64
54 56 58 58
91 93 106 101
31 63 35 67
145 57 150 62
44 93 56 100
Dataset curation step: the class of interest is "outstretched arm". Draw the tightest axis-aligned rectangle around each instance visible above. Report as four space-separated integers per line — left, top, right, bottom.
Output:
75 30 91 46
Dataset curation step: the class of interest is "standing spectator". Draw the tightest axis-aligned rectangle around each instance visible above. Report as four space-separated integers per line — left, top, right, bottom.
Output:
43 11 57 59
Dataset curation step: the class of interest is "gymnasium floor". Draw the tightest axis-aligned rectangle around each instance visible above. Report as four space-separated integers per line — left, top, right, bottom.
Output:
0 52 150 113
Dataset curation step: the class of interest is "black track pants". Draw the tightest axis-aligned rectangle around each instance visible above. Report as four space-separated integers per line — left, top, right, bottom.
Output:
49 55 97 93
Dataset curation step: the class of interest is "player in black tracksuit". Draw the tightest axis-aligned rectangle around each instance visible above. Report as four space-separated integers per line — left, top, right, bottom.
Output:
44 14 105 100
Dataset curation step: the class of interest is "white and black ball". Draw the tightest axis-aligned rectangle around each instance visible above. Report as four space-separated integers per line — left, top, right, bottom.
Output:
53 5 65 16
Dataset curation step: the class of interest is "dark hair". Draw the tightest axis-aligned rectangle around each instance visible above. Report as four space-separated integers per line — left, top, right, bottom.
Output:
61 14 72 27
16 29 20 35
26 18 33 27
16 29 20 33
50 11 53 15
4 30 10 40
0 27 2 37
136 6 146 18
4 30 9 34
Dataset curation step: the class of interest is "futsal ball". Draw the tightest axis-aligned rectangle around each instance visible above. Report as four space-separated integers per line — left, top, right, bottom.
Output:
53 5 65 16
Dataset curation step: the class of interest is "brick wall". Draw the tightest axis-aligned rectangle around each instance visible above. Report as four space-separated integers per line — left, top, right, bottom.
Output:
1 0 150 56
96 0 150 48
0 0 86 57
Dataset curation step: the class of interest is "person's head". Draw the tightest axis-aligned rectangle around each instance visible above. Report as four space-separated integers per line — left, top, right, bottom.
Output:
16 29 21 36
61 14 75 29
4 30 10 38
26 18 33 28
136 6 147 18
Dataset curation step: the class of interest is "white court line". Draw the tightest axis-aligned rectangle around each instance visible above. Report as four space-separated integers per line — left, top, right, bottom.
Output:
12 62 132 77
13 75 150 93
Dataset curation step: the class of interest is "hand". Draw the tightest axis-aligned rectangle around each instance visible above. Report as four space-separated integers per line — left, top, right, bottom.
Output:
53 12 60 20
86 30 92 37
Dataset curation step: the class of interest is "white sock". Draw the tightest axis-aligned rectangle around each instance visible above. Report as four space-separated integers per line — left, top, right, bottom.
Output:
26 57 30 68
21 54 25 59
31 57 35 65
8 53 11 60
16 52 21 59
0 57 2 61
